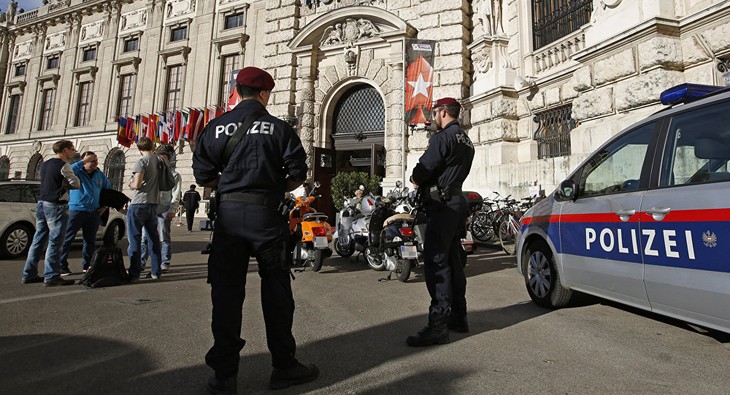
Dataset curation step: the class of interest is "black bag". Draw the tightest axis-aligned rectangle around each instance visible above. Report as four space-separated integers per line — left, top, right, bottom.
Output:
158 155 176 191
79 246 130 288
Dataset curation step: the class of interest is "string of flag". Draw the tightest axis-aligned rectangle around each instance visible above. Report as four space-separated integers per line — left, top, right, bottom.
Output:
115 106 226 148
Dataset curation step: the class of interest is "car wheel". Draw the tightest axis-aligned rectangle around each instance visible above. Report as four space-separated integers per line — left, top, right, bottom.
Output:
1 223 34 259
524 240 572 308
103 220 123 246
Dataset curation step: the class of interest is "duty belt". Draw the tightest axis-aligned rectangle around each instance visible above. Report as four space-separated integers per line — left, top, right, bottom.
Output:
219 191 280 211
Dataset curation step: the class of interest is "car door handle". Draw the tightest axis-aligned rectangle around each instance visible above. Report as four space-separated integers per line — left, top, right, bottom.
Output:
616 209 636 222
645 207 671 221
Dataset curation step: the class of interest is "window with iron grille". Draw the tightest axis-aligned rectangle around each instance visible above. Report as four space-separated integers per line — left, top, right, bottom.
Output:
76 82 93 126
15 63 26 76
118 74 135 117
82 47 96 62
220 55 240 106
165 65 183 112
225 13 244 30
38 88 56 130
47 55 60 70
170 26 188 42
532 0 592 50
124 37 139 52
534 104 576 159
0 156 9 180
104 149 126 191
6 95 20 134
334 85 385 135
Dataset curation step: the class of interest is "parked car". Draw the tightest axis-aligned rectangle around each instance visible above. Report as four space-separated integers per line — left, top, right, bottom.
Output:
516 83 730 334
0 180 126 259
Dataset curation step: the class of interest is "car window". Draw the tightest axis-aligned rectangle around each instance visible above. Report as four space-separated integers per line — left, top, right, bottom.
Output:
659 99 730 186
21 184 40 203
578 123 655 198
0 184 22 202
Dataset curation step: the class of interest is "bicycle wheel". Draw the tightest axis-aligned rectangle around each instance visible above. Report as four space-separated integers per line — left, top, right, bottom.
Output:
498 218 517 256
472 211 496 243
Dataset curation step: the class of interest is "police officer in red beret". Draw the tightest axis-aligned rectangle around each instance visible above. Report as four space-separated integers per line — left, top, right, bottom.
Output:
193 66 318 393
407 97 475 346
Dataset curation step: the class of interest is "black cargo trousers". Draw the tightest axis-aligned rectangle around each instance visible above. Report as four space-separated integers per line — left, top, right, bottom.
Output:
422 194 468 322
205 200 296 380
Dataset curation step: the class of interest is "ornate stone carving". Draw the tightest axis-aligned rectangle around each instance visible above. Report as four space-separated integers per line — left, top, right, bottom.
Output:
476 0 504 36
472 46 492 76
591 0 622 24
13 39 33 60
79 20 105 44
321 18 380 48
49 0 72 12
166 0 196 19
120 8 148 32
45 31 66 52
5 0 18 21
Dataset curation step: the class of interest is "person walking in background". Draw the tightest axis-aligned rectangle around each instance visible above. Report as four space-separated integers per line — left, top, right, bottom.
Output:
141 145 182 273
407 97 475 346
182 184 201 232
21 140 80 286
127 137 163 281
59 151 111 274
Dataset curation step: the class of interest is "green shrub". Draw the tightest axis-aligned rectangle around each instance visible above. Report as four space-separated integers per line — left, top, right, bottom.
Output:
330 172 382 210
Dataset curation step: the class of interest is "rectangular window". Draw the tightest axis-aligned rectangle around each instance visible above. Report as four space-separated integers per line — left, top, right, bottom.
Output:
225 13 244 30
220 55 240 106
15 63 26 76
170 26 188 42
76 82 93 126
117 74 135 118
5 95 21 134
532 0 593 50
123 38 139 52
39 88 56 130
165 65 183 112
82 47 97 62
46 56 60 70
534 104 576 159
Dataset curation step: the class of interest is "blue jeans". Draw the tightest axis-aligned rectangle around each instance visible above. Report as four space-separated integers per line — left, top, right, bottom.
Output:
60 210 101 271
142 204 172 267
127 204 162 278
22 201 69 282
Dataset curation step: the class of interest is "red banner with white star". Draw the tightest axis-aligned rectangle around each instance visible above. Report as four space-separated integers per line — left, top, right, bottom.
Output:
404 40 436 125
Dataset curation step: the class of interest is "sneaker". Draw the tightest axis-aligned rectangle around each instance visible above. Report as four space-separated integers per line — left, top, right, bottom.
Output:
269 360 319 390
206 376 237 395
60 267 72 276
44 277 75 287
406 319 450 347
447 315 469 333
161 264 170 272
150 274 160 281
187 230 192 233
21 275 44 284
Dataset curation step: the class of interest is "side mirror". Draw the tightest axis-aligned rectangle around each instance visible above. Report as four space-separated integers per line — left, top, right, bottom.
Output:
395 180 403 188
313 181 321 188
555 179 576 201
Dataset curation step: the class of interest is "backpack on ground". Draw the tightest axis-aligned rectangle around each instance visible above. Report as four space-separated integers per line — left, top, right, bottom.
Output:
79 246 130 288
158 155 176 191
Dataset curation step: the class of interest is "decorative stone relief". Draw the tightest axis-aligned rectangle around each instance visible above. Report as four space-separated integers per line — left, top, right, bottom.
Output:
219 0 245 5
166 0 196 20
476 0 504 36
79 20 105 45
591 0 622 24
13 39 33 60
48 0 71 12
44 31 66 53
472 46 492 76
119 9 148 34
321 18 380 48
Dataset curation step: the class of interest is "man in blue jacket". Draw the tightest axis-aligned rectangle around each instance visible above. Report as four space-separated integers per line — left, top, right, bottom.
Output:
60 151 112 274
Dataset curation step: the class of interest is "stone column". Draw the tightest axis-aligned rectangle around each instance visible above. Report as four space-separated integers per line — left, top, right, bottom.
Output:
295 51 318 178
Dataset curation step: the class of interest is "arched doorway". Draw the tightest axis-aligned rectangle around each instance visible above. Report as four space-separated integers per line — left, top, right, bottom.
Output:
104 149 126 191
0 156 9 180
27 153 43 180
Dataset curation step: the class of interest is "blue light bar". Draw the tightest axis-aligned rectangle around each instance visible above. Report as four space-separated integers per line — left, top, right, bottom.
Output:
660 83 723 105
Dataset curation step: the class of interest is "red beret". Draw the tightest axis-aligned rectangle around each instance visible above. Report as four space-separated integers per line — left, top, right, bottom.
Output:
235 66 275 90
434 97 460 107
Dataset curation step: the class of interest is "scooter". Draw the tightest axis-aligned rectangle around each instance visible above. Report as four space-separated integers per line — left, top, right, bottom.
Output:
289 182 333 272
333 194 375 258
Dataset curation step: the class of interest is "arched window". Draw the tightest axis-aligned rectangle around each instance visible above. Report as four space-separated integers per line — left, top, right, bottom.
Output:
333 85 385 136
0 156 10 180
104 149 126 191
27 153 43 180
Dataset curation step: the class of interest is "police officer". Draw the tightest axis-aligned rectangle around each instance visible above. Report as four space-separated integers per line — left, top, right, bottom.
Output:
193 66 318 394
407 97 475 347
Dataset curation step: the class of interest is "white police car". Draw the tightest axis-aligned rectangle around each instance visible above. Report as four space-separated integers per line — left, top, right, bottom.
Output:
517 84 730 334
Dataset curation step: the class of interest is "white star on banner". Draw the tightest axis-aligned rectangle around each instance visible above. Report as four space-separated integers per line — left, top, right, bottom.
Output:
407 73 432 98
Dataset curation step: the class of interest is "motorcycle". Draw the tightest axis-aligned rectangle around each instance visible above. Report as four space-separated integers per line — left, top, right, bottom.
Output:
333 193 375 258
289 182 333 272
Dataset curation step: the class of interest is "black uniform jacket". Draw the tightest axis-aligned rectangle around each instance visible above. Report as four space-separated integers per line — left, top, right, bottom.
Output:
411 120 475 189
193 99 308 197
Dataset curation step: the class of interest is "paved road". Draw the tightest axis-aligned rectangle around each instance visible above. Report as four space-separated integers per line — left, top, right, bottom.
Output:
1 227 729 394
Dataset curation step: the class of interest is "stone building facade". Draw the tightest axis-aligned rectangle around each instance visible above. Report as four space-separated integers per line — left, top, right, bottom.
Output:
0 0 729 209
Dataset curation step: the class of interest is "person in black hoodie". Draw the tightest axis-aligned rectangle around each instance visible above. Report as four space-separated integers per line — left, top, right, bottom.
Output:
21 140 80 286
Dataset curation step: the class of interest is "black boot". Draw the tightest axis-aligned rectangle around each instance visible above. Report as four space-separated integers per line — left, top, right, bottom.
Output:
406 318 449 347
270 360 319 390
206 375 237 395
448 314 469 333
